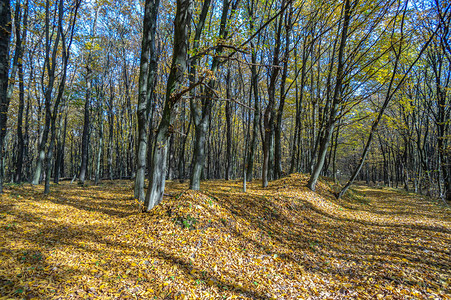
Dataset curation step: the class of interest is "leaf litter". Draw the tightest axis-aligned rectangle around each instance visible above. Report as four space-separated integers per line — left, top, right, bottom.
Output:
0 174 450 299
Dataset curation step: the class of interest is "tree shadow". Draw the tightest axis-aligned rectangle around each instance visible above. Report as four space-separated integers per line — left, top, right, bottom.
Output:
344 186 451 220
1 179 450 298
192 180 450 295
20 185 139 218
1 193 271 298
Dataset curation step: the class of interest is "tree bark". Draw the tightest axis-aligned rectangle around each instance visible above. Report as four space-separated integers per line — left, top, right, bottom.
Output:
79 70 92 183
274 7 292 179
0 0 11 193
15 0 28 183
107 85 114 180
225 69 232 180
245 0 261 181
144 0 192 211
135 0 160 201
95 103 104 185
190 0 238 190
262 4 284 187
54 108 67 183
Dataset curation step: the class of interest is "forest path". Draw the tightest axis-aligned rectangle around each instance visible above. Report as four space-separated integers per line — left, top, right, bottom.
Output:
0 176 450 299
351 185 450 222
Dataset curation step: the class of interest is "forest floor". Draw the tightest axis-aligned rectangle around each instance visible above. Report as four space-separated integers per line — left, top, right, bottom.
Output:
0 174 450 299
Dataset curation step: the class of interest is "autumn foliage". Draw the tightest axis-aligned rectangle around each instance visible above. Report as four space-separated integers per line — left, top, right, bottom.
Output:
1 175 450 299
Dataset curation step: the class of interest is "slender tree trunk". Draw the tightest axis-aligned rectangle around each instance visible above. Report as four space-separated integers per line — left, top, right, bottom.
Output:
33 112 51 185
245 0 259 181
78 6 98 184
23 80 31 180
184 0 211 187
0 0 11 192
53 103 65 183
191 121 208 190
177 117 191 181
135 0 160 200
225 70 232 180
54 109 67 183
4 0 25 185
262 5 284 187
44 120 57 194
15 0 28 183
246 55 259 181
332 123 340 182
290 46 308 174
274 7 291 179
190 0 237 190
95 107 104 185
32 0 70 185
15 64 25 182
108 91 114 180
79 67 91 184
167 134 174 179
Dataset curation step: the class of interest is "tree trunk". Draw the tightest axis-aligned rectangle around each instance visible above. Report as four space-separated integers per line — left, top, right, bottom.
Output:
144 0 192 211
274 7 291 179
135 0 160 201
54 109 67 183
190 121 207 190
177 117 191 181
0 0 11 192
262 5 284 187
225 69 232 180
245 0 260 181
246 50 259 180
95 107 104 185
290 45 308 174
79 67 92 184
108 90 114 180
23 77 31 180
44 120 57 194
190 0 236 190
15 0 28 183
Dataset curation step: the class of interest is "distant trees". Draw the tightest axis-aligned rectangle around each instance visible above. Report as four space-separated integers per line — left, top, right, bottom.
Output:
0 0 449 204
190 0 240 190
31 0 80 193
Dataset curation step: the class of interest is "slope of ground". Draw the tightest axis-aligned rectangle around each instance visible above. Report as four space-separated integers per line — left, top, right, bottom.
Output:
0 174 450 299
